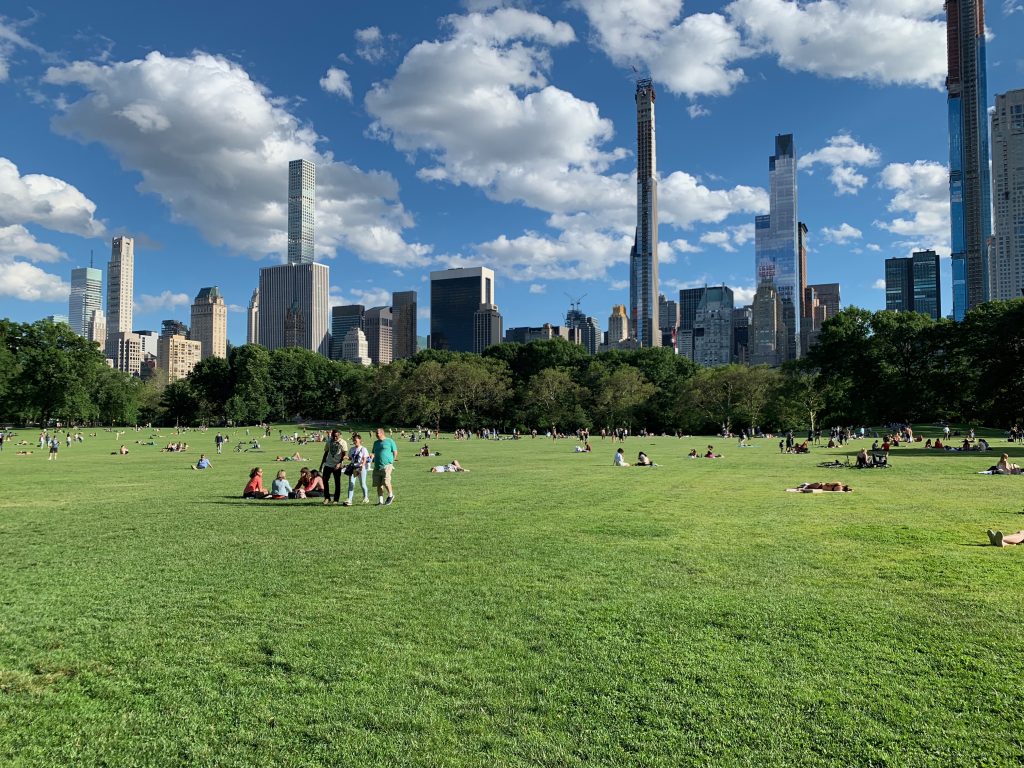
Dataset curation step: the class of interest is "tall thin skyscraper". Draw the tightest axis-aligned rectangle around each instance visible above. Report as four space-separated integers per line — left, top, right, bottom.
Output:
69 266 102 337
105 236 134 358
191 286 228 360
288 159 315 265
946 0 992 319
391 290 418 360
989 89 1024 300
629 79 660 347
429 267 494 353
247 288 259 345
754 134 800 360
259 161 330 355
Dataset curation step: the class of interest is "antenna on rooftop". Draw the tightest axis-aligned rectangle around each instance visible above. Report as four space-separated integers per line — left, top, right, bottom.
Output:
90 249 94 268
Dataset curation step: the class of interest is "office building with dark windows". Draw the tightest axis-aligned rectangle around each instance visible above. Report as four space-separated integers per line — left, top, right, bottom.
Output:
429 267 494 353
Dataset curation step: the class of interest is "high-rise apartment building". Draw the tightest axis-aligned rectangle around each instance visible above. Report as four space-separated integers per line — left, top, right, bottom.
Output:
473 303 503 353
247 288 259 345
607 304 629 345
86 309 106 348
754 134 800 360
69 266 102 337
331 304 365 360
105 236 134 358
288 159 315 265
161 319 189 339
109 331 142 376
946 0 992 318
158 333 202 382
134 330 159 359
989 89 1024 300
191 286 227 360
807 283 840 322
676 287 705 359
693 286 734 368
629 79 660 347
429 267 494 353
258 263 330 355
750 282 787 367
885 252 941 320
391 290 418 360
579 317 601 355
363 306 394 365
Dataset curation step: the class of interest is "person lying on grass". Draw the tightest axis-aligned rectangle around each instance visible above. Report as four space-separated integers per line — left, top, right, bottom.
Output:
191 454 212 470
788 482 853 493
430 459 468 473
987 530 1024 547
273 451 305 462
243 467 272 499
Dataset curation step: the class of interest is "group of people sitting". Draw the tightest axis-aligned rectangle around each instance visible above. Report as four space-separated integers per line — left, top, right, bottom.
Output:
613 449 657 466
687 446 722 459
163 442 189 452
574 442 593 453
980 453 1023 475
243 466 326 499
922 437 991 451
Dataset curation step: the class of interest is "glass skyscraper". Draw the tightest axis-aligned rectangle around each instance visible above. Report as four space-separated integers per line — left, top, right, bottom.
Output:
754 134 800 361
946 0 992 319
629 79 660 348
69 266 102 337
430 267 494 353
287 159 315 265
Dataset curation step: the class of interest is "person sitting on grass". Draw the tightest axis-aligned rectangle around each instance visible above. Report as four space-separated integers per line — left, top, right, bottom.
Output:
987 529 1024 547
418 445 431 457
430 459 468 473
192 454 212 470
688 449 699 459
271 470 292 499
243 467 272 499
613 448 630 466
636 451 654 466
856 448 872 468
303 469 325 498
924 438 932 449
118 445 129 455
704 445 721 459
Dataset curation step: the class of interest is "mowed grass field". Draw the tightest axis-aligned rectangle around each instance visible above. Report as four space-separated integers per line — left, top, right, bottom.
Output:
1 426 1023 767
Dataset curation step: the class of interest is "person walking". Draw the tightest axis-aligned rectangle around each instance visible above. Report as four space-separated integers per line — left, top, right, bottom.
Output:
319 429 348 505
215 432 224 454
371 426 398 506
341 433 371 506
48 436 59 461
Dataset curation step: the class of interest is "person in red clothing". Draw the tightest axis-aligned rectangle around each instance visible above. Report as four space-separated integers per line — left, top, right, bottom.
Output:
243 467 271 499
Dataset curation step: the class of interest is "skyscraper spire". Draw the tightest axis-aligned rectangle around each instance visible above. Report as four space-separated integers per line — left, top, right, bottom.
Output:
629 78 660 348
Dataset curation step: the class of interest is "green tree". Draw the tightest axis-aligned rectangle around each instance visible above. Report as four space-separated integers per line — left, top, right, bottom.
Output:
525 367 585 431
591 365 655 428
228 345 272 424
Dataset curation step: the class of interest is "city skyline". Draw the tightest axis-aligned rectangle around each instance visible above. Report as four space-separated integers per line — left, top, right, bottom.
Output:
2 2 1023 344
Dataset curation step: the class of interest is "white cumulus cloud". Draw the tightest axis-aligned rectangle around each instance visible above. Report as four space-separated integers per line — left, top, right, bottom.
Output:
875 160 950 255
0 157 104 237
44 51 430 267
134 290 190 315
873 278 886 289
528 283 546 294
799 134 880 195
821 222 863 244
320 67 352 100
0 260 70 301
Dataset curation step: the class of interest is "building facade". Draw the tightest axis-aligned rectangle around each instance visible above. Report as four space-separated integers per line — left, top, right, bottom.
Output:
754 134 800 360
607 304 629 346
807 283 840 322
885 257 915 313
247 288 259 346
391 290 418 360
342 327 371 366
331 304 365 360
946 0 992 318
191 286 227 360
105 236 134 358
693 285 734 368
86 309 106 348
989 89 1024 300
109 331 142 376
731 306 751 364
429 267 494 353
886 252 941 320
629 79 660 347
473 303 503 353
257 262 330 355
69 266 102 338
158 333 202 382
363 306 394 365
749 282 787 367
288 159 315 265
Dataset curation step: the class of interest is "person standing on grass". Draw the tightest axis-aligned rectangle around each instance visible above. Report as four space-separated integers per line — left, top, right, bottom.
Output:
48 436 59 461
371 427 398 506
342 433 371 506
215 432 224 454
319 429 348 506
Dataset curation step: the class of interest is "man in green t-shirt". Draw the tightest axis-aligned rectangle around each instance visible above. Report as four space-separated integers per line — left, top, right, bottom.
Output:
371 427 398 505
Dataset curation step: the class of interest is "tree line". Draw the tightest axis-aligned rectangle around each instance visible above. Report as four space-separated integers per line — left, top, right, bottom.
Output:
4 299 1024 431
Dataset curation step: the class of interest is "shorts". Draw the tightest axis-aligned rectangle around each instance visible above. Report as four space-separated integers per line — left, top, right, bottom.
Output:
372 464 393 487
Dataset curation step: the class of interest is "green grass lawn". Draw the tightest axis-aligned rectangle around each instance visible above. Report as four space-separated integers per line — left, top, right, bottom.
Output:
1 426 1023 767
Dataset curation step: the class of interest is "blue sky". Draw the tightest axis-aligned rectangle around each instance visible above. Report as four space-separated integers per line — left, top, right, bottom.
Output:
1 0 1023 343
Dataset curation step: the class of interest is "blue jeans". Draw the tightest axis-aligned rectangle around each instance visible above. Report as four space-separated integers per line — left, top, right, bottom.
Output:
347 467 368 501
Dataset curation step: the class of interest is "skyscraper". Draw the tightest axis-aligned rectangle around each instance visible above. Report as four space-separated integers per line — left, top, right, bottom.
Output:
754 134 800 360
658 293 679 348
429 267 494 353
946 0 992 318
807 283 840 322
247 288 259 345
331 304 365 360
750 283 787 367
629 79 660 347
288 159 315 265
105 236 134 358
885 257 915 313
473 303 503 353
109 331 142 376
693 286 734 368
158 333 202 381
86 309 106 348
607 304 629 345
989 89 1024 300
191 286 227 360
391 290 418 360
69 266 102 338
258 161 330 355
342 328 371 366
886 252 941 320
363 306 394 365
